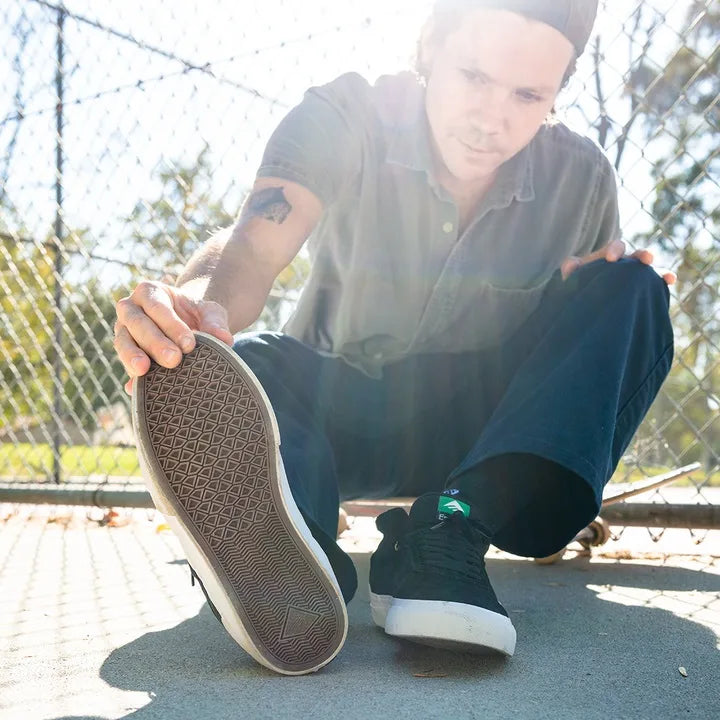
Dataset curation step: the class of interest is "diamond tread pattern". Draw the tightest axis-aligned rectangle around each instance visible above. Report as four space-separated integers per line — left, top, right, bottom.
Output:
139 338 343 672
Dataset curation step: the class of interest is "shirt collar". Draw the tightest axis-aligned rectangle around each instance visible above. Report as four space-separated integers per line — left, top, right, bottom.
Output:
384 83 536 206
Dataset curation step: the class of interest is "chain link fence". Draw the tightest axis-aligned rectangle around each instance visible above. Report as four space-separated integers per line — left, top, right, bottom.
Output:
1 1 718 540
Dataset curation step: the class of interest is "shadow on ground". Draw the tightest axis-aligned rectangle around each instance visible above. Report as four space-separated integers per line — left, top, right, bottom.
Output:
52 555 720 720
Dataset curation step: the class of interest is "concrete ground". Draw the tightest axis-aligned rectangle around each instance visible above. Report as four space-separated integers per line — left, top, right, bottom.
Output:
1 503 719 720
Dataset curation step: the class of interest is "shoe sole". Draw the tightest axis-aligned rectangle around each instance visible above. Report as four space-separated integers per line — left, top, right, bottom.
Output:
384 599 516 656
131 332 347 675
369 590 392 628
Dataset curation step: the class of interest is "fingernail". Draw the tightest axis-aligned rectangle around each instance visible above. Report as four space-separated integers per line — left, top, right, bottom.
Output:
163 348 179 362
180 336 194 352
131 357 144 371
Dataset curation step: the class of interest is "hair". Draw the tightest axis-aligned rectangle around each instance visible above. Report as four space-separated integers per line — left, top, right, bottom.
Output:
414 2 579 91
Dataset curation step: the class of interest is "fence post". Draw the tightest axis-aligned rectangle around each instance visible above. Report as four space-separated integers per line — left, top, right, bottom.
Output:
51 5 65 484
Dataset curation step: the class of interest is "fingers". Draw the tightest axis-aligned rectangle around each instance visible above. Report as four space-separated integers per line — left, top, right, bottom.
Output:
113 324 151 378
116 298 182 369
113 280 236 394
630 248 654 265
603 238 626 262
560 256 581 280
629 249 676 285
562 239 628 280
115 283 192 370
131 282 196 355
198 302 234 346
562 242 678 289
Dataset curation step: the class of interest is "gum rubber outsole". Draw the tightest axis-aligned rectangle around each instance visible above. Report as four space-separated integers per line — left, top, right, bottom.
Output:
131 332 347 674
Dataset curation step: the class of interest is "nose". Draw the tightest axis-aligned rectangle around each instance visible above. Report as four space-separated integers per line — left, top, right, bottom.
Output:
468 87 507 137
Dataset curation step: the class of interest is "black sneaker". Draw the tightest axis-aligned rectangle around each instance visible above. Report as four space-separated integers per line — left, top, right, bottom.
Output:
377 491 516 655
369 507 411 628
132 332 347 675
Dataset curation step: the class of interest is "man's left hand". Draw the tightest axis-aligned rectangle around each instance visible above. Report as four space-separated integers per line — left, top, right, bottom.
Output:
560 239 676 285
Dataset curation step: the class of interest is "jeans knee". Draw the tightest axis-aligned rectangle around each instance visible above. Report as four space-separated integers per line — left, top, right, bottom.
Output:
232 330 281 356
589 257 670 313
601 257 667 292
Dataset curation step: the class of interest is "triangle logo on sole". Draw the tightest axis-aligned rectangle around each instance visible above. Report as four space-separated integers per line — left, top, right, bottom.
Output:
281 605 320 639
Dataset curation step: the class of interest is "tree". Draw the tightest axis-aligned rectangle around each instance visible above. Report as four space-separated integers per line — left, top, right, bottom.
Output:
0 221 129 442
0 223 56 432
588 0 719 472
126 146 309 330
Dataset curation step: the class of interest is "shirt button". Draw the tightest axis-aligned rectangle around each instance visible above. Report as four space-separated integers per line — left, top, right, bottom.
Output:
442 221 454 234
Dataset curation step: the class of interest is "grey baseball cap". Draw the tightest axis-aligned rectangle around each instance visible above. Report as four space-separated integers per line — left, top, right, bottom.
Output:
437 0 599 57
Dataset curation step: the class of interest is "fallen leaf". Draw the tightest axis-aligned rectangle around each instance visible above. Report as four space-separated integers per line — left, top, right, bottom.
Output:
156 523 171 533
46 515 74 528
106 510 130 527
679 667 688 677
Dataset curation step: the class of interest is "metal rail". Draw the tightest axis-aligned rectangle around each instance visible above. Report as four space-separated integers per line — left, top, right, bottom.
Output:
0 460 718 529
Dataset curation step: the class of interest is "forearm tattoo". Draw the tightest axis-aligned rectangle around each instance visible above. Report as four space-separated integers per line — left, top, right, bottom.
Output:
244 186 292 224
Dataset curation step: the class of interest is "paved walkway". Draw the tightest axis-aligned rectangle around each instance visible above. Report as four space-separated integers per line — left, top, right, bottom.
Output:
1 504 719 720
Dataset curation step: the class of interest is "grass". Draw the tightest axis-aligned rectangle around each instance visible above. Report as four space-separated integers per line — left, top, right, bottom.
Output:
0 443 141 480
1 443 718 486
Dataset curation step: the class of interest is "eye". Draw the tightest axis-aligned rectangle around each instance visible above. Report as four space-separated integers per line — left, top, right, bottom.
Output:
516 90 543 103
460 69 485 84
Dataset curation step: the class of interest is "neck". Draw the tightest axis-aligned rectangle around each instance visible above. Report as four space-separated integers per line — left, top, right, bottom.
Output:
434 163 497 215
428 138 497 209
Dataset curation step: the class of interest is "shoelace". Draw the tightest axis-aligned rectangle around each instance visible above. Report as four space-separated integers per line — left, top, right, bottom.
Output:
407 510 490 582
188 565 223 622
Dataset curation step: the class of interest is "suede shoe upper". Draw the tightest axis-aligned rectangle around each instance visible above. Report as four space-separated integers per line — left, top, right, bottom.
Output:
389 492 508 618
370 506 411 597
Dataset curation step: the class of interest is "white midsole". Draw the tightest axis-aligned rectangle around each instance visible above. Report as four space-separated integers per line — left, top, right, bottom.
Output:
131 332 348 675
369 591 393 628
384 598 516 656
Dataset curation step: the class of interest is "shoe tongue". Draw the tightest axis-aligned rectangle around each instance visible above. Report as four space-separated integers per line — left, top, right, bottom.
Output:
408 491 492 543
408 492 472 528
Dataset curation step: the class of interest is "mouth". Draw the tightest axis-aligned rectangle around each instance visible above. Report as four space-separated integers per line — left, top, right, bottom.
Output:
457 138 499 155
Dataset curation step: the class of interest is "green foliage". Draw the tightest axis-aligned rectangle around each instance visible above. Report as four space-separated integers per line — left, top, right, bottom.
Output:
0 443 140 479
125 145 310 330
0 228 56 424
605 1 720 472
0 230 131 434
61 279 132 424
128 144 235 277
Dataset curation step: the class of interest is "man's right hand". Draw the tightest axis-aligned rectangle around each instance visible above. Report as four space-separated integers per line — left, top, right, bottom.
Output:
113 280 234 395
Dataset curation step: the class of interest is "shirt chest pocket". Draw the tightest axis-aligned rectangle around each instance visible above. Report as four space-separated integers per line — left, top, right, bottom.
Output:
416 273 554 352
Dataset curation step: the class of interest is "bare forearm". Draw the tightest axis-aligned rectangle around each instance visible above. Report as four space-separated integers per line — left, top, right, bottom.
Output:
175 177 321 333
176 226 275 333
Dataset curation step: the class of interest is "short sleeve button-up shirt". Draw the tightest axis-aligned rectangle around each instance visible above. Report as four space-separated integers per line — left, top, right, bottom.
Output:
257 71 620 377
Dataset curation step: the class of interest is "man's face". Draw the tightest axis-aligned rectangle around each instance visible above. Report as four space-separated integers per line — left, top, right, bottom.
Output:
424 8 575 185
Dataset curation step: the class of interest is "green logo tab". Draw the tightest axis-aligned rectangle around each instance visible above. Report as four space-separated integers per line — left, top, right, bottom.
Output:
437 496 470 520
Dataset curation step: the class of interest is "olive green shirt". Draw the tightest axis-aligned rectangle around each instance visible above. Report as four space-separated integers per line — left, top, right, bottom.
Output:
257 72 620 377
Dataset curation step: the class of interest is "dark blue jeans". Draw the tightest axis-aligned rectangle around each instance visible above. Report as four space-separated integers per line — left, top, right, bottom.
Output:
233 259 673 598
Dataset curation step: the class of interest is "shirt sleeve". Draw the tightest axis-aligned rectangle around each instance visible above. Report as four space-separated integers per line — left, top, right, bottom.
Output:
256 73 368 208
589 154 621 252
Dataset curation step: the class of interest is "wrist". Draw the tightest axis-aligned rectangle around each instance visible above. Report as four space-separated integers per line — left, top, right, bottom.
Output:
175 275 211 302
